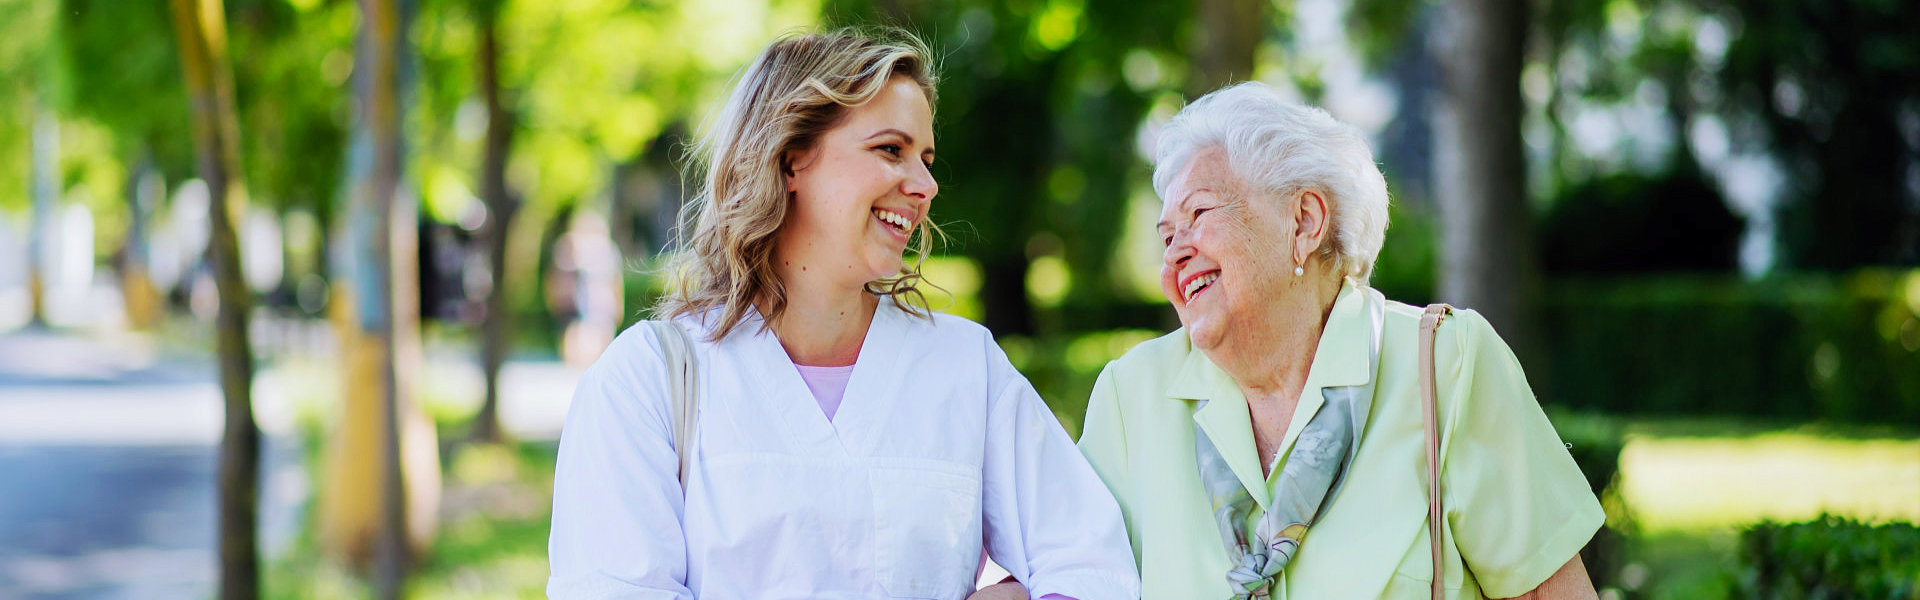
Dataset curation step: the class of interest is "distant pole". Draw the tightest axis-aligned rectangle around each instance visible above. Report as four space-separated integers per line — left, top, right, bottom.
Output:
28 104 57 327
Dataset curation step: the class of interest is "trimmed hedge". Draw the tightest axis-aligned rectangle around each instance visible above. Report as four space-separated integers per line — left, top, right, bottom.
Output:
1540 271 1920 425
1734 516 1920 599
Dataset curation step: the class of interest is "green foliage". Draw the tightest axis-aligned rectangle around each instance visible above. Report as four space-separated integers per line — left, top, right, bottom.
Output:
54 0 194 177
225 0 356 216
1707 0 1920 269
1539 271 1920 424
1370 198 1440 306
0 0 56 213
1000 328 1163 437
1734 515 1920 599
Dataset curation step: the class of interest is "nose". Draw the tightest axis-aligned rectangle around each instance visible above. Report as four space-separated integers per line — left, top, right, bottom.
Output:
902 159 938 200
1163 229 1194 270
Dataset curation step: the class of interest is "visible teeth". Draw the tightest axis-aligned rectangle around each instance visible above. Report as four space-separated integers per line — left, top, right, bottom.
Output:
1184 272 1218 300
874 209 911 231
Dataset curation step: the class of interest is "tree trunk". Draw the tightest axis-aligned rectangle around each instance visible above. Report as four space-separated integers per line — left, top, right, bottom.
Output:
472 0 517 445
1431 0 1543 375
167 0 259 597
352 0 420 597
1188 0 1265 97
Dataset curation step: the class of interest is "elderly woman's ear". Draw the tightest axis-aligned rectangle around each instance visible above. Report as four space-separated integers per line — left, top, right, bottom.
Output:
1291 189 1332 269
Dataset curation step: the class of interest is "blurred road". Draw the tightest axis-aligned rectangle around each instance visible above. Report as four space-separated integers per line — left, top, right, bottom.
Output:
0 327 580 599
0 329 300 600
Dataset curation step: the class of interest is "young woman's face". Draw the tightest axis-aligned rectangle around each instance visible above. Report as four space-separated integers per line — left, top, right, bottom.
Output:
781 74 938 287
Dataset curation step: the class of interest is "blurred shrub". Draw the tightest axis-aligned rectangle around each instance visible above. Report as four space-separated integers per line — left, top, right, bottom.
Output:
1540 270 1920 424
1733 515 1920 599
1539 168 1744 276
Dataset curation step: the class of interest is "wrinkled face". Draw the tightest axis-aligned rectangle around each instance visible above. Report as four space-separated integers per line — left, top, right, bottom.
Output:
1158 148 1296 351
782 74 938 286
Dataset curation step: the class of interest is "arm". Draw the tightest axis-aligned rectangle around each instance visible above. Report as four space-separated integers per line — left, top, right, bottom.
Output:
978 368 1140 600
1435 311 1606 599
546 331 694 599
967 581 1032 600
1495 556 1597 600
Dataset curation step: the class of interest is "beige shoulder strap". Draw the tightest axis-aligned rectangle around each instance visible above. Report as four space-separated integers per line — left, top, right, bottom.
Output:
647 319 699 497
1418 303 1454 600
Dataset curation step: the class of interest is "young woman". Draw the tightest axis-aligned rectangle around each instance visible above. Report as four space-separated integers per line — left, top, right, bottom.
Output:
546 28 1138 600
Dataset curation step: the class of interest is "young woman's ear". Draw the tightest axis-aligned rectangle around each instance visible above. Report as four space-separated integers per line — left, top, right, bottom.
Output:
783 146 819 193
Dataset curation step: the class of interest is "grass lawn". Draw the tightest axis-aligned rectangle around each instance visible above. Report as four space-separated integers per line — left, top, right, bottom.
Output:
1607 419 1920 598
265 441 557 599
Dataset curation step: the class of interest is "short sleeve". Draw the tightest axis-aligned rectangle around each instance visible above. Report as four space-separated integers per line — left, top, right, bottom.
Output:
1436 310 1605 598
1076 363 1141 566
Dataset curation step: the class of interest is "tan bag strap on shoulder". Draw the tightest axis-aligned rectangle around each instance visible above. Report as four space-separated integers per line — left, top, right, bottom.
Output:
1418 303 1454 600
646 319 700 497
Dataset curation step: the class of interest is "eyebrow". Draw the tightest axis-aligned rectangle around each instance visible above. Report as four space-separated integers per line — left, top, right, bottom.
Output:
1155 188 1207 230
865 129 936 156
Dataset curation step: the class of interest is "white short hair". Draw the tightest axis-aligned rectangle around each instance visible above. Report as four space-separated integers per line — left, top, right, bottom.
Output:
1152 82 1390 284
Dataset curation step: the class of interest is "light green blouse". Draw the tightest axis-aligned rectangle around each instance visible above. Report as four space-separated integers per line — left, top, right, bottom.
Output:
1078 281 1604 599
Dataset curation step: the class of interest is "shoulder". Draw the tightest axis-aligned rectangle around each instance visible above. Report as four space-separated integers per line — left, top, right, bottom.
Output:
922 308 997 342
571 320 681 421
893 304 1002 358
589 323 666 380
1094 328 1191 402
1107 328 1192 375
1380 298 1498 366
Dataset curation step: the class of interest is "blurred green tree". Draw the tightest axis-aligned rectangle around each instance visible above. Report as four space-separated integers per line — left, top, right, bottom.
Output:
1707 0 1920 269
55 0 194 329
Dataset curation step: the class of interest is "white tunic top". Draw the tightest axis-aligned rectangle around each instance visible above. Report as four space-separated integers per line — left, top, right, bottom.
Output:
547 302 1140 600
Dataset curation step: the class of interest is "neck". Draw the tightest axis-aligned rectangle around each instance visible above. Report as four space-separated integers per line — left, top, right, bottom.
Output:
1205 275 1346 405
762 251 877 367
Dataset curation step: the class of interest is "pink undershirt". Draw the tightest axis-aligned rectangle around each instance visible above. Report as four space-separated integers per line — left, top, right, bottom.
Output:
793 365 1075 600
793 363 856 421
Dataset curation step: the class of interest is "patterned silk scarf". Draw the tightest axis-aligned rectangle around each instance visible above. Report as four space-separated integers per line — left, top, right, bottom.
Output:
1192 288 1387 599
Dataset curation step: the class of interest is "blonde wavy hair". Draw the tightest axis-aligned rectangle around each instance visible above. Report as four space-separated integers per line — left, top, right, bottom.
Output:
655 27 942 341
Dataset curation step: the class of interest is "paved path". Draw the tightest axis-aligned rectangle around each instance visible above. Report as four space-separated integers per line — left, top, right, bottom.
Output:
0 328 579 599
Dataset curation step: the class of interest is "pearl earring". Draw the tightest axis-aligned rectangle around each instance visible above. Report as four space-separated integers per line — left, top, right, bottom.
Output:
1293 265 1305 277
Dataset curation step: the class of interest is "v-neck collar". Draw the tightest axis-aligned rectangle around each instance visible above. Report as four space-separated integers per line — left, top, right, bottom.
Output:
1165 280 1378 511
729 299 904 456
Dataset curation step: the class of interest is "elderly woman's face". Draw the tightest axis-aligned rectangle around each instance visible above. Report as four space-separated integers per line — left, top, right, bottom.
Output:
1157 149 1296 351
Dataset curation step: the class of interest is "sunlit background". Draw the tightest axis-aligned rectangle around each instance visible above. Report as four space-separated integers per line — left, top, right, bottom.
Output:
0 0 1916 598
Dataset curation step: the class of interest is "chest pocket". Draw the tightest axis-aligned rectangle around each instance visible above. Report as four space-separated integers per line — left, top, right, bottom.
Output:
870 462 981 599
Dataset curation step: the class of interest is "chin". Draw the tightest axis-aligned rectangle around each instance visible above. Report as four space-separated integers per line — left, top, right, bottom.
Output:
1182 316 1223 351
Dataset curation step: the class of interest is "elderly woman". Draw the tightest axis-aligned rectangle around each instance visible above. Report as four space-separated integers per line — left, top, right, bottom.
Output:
1072 82 1604 599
